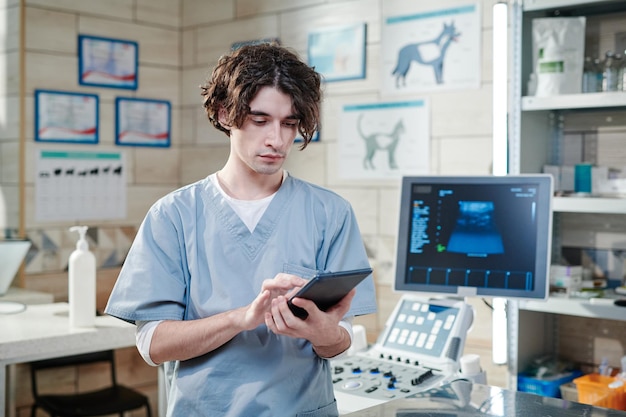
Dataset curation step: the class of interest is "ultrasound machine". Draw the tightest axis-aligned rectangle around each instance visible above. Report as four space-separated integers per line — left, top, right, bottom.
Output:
332 175 553 414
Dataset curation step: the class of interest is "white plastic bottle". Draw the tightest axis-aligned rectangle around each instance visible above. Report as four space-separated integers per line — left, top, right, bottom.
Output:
618 356 626 381
68 226 96 328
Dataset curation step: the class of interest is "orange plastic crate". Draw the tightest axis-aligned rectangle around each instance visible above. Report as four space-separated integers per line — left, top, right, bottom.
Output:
573 374 626 410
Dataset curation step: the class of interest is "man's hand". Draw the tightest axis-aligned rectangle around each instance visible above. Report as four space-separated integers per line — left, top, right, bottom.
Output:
149 273 307 364
242 273 308 331
265 288 356 357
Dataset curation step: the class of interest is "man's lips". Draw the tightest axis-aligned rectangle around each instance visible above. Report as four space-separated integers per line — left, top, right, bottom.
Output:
259 154 284 161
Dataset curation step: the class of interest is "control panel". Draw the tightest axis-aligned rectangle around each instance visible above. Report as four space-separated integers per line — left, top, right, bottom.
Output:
332 295 474 414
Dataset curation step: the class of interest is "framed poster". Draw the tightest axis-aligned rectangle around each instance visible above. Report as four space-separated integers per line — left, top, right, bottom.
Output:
35 149 126 222
295 130 320 144
34 90 99 144
79 35 138 90
381 4 481 94
115 97 171 147
308 23 367 82
338 100 430 180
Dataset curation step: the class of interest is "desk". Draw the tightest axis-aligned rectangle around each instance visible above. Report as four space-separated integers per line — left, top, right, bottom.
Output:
0 303 135 417
343 379 626 416
0 287 54 305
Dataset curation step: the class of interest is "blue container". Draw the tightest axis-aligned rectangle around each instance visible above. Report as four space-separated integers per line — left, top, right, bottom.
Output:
575 163 592 193
518 370 584 398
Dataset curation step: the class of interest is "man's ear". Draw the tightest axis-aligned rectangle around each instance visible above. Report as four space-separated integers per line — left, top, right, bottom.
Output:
218 108 231 130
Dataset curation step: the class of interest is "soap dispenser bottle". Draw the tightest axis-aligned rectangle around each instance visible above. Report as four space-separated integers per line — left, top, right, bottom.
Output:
68 226 96 328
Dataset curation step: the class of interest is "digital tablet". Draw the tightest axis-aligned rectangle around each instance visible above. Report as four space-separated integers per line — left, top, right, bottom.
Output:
287 267 373 319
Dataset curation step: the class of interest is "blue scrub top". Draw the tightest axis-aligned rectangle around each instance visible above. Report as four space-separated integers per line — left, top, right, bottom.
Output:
105 174 377 417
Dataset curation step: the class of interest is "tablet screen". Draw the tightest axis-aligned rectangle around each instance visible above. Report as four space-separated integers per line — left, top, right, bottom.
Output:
288 267 372 319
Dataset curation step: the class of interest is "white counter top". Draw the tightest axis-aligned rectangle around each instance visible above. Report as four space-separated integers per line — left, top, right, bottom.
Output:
1 302 137 417
0 287 54 305
0 302 135 364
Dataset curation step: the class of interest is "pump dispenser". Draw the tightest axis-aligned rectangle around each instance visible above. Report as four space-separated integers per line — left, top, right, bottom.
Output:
68 226 96 328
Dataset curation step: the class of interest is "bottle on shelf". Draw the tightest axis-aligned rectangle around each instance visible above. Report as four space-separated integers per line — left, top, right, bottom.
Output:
618 51 626 91
617 356 626 380
582 56 602 93
602 51 621 92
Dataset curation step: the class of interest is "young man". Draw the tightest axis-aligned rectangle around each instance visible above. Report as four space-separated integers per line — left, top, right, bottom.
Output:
105 43 377 416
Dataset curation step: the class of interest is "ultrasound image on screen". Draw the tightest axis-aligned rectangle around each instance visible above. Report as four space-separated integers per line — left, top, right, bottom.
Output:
447 201 504 255
395 176 552 299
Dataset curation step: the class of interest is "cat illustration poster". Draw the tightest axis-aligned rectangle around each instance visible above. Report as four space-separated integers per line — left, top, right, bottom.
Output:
381 4 480 95
338 100 429 180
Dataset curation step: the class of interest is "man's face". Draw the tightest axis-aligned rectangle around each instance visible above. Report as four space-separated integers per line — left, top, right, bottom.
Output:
224 86 299 176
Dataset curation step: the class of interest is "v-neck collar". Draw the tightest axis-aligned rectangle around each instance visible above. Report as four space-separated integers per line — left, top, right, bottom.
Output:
207 175 297 260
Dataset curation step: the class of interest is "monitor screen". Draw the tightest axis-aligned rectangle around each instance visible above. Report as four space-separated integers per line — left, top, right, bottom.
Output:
394 175 553 300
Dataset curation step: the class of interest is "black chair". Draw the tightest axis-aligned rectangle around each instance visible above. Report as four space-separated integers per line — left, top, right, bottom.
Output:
30 349 152 417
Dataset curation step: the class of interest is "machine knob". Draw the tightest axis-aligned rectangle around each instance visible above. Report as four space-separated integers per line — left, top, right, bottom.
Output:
387 381 396 389
352 367 362 374
383 371 394 378
370 367 380 374
334 366 344 374
411 369 434 385
420 369 434 382
343 380 362 390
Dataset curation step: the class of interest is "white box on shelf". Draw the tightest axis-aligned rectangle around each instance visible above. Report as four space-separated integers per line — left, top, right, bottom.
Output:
550 265 583 277
561 166 575 191
592 166 609 194
543 165 561 191
595 178 626 196
550 265 583 294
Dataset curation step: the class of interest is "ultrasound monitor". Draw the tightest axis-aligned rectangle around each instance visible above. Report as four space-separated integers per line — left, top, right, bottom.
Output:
395 175 553 300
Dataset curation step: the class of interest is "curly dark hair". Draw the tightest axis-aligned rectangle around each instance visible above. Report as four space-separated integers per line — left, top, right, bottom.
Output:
200 43 322 150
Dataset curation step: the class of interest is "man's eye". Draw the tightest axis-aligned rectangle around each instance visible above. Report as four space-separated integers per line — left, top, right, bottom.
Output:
283 121 298 127
252 119 267 125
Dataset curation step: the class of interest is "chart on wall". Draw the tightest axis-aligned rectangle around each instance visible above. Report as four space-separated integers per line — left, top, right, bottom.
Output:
35 150 127 222
381 4 481 95
338 100 429 180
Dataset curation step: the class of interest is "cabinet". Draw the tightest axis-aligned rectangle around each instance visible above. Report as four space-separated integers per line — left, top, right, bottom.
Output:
506 0 626 390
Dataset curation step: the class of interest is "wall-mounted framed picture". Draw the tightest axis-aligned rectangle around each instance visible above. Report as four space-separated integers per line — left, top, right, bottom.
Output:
307 22 367 82
34 89 99 144
78 35 138 90
294 130 320 144
338 99 430 180
381 4 481 94
115 97 171 147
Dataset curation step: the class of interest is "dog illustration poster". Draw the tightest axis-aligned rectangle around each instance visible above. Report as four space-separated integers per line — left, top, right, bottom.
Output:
338 100 429 180
381 4 480 95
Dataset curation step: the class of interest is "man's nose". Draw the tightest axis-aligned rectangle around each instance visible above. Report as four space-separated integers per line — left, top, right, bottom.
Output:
267 122 285 147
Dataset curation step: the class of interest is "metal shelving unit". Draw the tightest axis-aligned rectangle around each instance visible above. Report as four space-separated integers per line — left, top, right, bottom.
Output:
522 92 626 111
553 196 626 213
519 296 625 320
506 0 626 391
